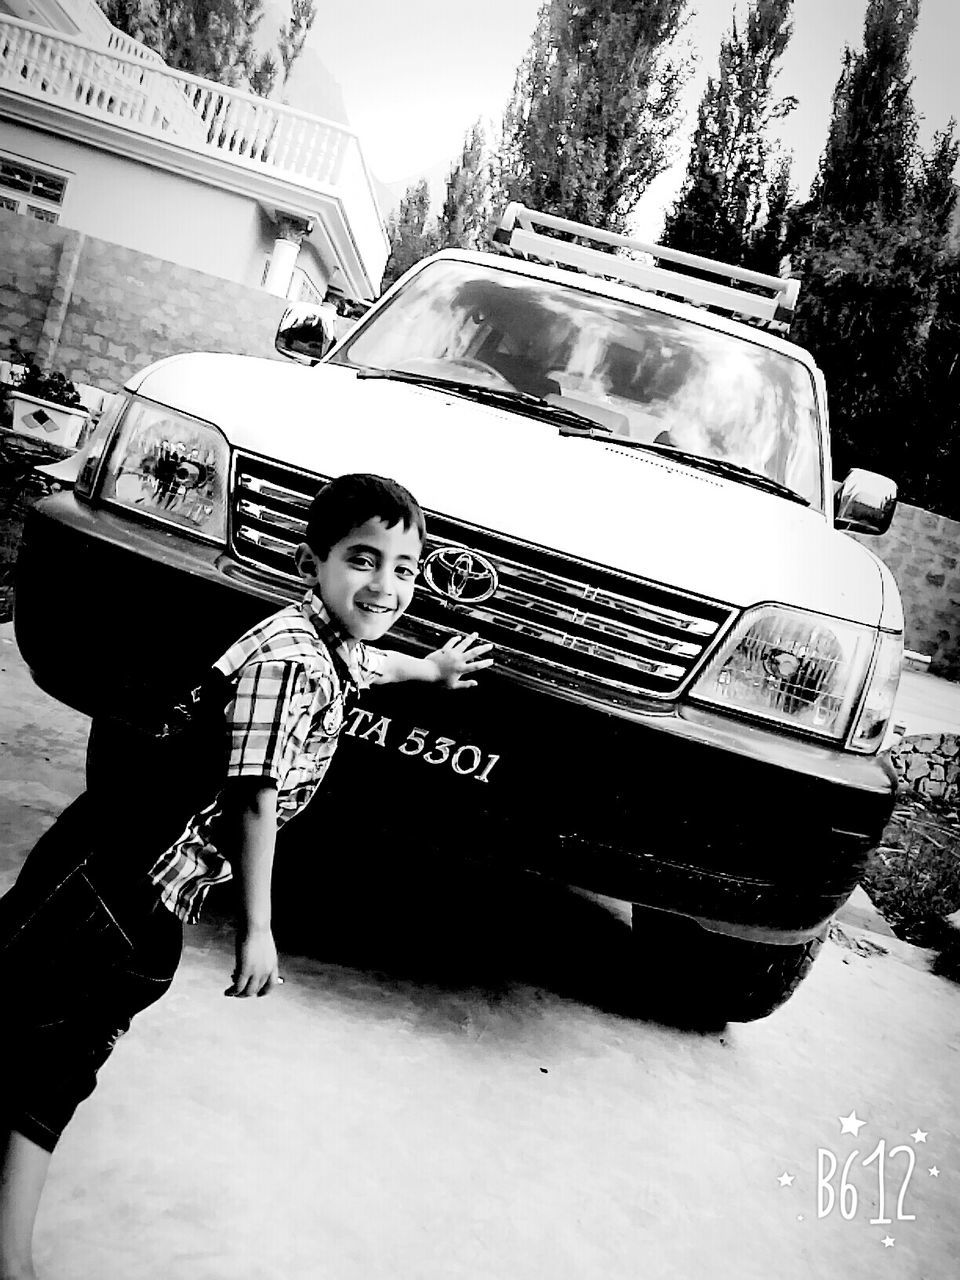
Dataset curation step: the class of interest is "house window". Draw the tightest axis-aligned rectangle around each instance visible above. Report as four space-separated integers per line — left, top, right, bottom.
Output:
0 157 68 224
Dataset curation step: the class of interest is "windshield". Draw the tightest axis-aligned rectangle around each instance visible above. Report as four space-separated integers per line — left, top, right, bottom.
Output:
332 259 824 508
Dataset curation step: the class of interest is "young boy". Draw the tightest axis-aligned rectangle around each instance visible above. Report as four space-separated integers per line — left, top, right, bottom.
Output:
0 472 492 1280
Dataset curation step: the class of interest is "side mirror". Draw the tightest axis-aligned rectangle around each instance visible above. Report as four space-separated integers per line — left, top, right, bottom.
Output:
275 304 337 364
834 468 897 536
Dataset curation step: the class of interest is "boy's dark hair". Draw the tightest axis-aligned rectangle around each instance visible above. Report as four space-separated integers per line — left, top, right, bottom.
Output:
306 473 426 558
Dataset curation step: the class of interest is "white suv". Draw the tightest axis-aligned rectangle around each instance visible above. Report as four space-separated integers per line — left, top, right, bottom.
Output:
15 205 903 1021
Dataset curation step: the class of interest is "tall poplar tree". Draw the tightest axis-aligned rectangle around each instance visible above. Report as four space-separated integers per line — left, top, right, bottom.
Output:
805 0 919 228
380 180 439 292
437 121 496 250
788 0 959 504
500 0 692 231
660 0 796 271
277 0 317 88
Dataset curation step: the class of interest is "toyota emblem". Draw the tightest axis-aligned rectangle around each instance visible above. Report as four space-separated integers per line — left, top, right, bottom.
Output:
422 547 499 605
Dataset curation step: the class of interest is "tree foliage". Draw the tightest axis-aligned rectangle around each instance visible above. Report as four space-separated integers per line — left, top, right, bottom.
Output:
807 0 919 228
500 0 692 230
98 0 315 98
380 180 439 292
750 153 792 272
661 0 796 271
927 284 960 514
277 0 317 88
793 214 950 485
437 120 496 251
787 0 960 512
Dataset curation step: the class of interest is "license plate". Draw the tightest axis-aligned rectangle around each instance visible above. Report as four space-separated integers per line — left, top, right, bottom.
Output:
342 706 501 784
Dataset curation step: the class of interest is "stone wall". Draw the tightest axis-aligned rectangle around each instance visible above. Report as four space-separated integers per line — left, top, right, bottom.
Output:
0 209 289 391
0 213 61 357
850 504 960 680
891 733 960 808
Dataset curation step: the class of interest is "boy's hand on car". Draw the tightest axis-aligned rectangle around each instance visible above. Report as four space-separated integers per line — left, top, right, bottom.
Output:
426 632 494 689
225 924 282 997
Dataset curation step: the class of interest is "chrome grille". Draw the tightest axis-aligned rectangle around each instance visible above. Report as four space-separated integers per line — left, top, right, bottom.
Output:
232 455 737 701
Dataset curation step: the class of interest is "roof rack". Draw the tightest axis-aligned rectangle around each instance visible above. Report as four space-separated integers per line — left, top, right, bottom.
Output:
493 203 800 327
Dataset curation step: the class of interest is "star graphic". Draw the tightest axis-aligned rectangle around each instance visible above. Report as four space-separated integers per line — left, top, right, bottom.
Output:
778 1172 795 1187
910 1128 928 1144
881 1236 895 1248
839 1110 866 1136
929 1166 940 1177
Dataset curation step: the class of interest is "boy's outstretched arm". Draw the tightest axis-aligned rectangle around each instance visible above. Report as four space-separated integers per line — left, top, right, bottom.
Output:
222 779 282 998
375 632 494 688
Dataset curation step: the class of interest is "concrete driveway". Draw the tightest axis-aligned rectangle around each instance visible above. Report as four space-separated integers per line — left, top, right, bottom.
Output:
896 667 960 736
2 624 959 1280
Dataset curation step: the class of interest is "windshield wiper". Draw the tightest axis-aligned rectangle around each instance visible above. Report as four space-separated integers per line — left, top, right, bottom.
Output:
354 368 809 506
354 367 611 434
553 430 811 506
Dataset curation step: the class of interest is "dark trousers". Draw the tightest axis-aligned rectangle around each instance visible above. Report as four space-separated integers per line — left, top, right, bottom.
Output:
0 793 183 1152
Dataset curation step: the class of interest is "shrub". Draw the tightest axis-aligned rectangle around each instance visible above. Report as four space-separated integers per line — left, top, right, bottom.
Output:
7 339 83 409
861 796 960 948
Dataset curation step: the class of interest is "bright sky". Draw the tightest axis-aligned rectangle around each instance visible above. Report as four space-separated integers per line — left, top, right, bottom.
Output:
316 0 958 233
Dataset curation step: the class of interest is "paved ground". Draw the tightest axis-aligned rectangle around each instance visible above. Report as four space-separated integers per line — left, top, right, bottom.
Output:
2 623 960 1280
895 668 960 737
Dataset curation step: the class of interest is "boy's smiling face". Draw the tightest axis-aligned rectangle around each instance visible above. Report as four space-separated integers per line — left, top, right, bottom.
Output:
296 517 422 641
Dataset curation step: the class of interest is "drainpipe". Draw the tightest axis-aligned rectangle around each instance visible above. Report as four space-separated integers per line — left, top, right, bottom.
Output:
263 213 314 298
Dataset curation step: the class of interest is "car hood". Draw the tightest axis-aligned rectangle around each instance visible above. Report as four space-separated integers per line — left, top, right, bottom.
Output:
132 354 889 626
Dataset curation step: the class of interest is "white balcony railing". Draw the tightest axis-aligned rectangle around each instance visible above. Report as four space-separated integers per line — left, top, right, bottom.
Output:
56 0 168 62
102 29 166 66
0 15 388 292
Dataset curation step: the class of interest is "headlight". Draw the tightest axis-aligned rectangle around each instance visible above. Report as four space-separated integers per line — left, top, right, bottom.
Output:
691 605 879 744
98 400 229 542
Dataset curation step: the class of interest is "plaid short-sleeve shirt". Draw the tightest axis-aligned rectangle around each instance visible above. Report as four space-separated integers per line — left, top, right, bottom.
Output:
147 590 385 923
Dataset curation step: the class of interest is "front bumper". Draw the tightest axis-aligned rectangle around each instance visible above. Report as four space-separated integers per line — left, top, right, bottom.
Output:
16 495 897 942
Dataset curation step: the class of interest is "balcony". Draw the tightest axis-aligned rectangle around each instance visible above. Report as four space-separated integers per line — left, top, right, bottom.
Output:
0 14 388 296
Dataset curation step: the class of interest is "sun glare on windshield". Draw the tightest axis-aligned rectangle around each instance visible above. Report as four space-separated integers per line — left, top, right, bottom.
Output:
333 260 823 508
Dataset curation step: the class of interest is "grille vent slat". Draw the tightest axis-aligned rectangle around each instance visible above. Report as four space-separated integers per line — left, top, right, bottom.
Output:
232 457 736 700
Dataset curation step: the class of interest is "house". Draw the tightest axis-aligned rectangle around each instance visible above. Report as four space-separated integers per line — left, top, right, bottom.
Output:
0 0 388 391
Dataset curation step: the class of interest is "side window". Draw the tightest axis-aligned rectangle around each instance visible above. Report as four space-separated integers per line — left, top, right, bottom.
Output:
0 155 68 224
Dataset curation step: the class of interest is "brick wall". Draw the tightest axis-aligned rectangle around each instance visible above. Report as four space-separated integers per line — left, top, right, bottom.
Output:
0 210 289 390
851 505 960 680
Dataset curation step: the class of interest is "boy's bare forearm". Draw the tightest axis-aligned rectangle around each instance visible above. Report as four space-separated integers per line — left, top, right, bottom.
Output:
222 780 281 997
230 782 278 930
376 651 440 685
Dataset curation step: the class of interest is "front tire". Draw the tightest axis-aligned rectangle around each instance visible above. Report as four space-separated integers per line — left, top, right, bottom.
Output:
632 906 826 1024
